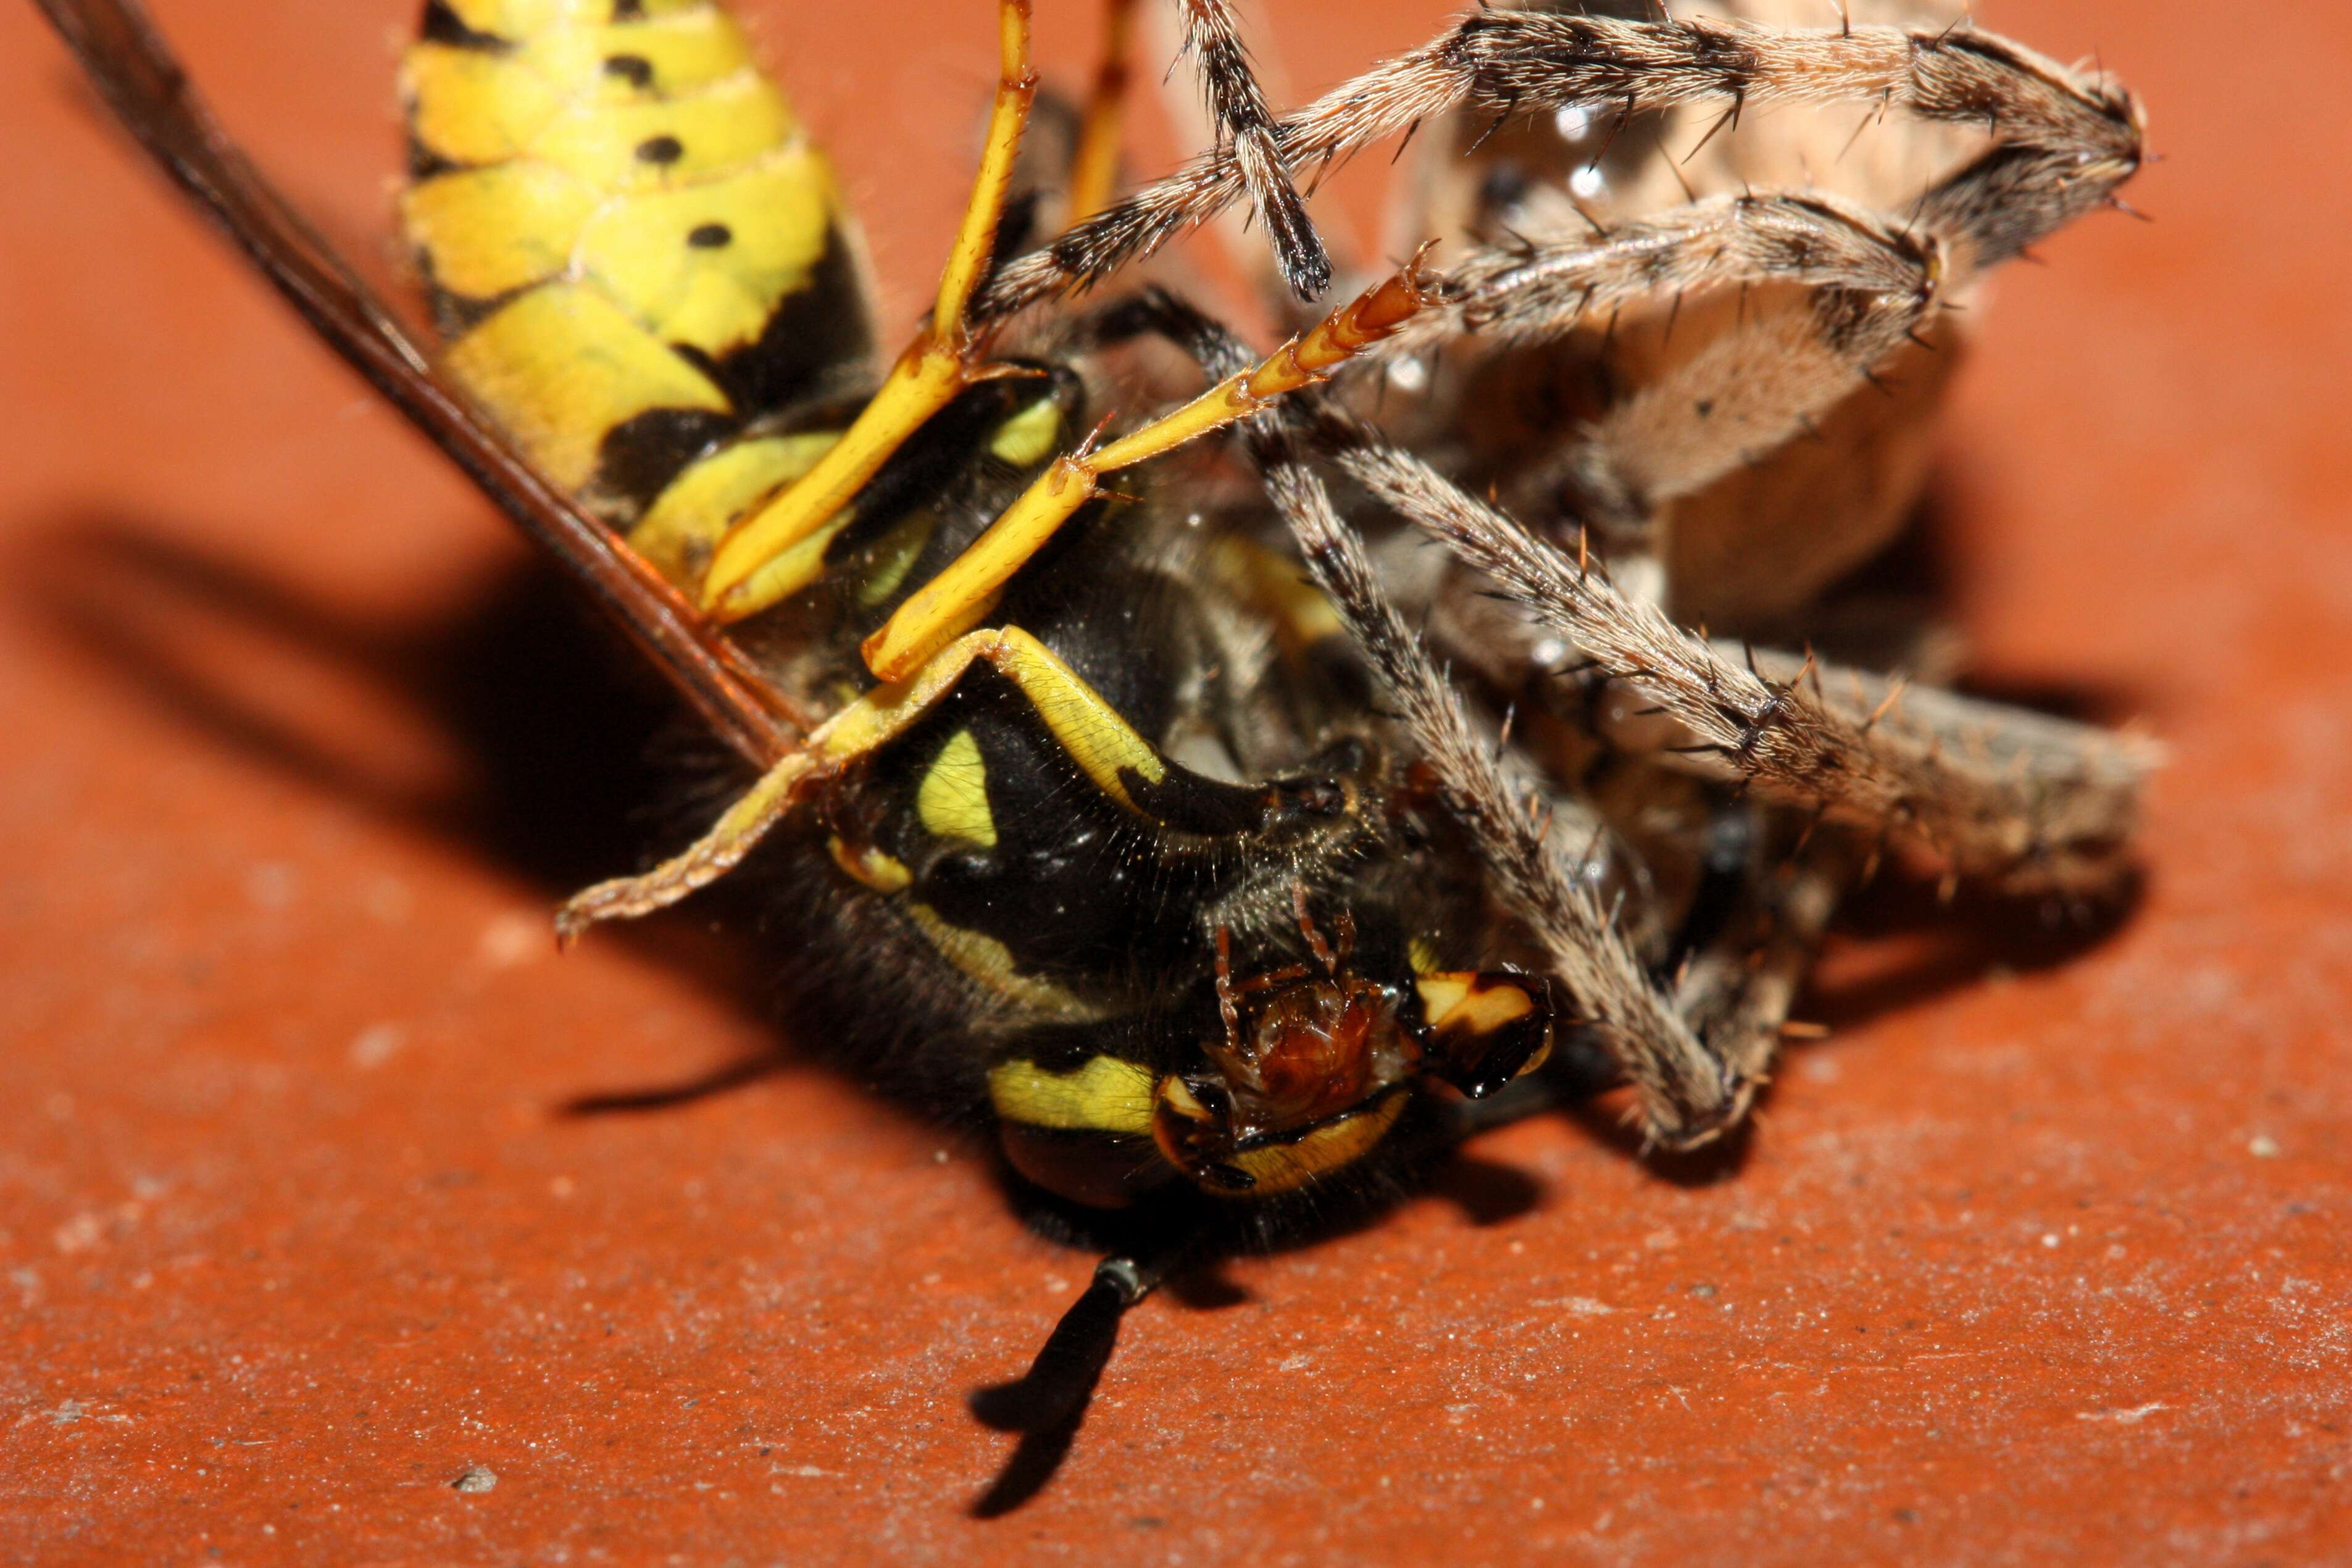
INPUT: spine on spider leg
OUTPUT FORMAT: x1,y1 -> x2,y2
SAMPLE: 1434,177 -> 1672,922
398,0 -> 874,590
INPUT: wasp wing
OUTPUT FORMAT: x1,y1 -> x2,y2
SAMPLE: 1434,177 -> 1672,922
33,0 -> 802,769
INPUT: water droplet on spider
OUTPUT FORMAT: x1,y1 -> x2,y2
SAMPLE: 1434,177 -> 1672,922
1569,165 -> 1607,201
1553,104 -> 1593,142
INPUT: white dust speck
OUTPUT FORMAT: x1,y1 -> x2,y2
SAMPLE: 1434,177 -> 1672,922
245,862 -> 299,911
52,1213 -> 104,1254
476,912 -> 546,969
348,1023 -> 407,1070
2078,1403 -> 2167,1425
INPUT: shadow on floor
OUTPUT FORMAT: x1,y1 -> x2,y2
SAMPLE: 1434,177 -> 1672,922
8,490 -> 2155,1512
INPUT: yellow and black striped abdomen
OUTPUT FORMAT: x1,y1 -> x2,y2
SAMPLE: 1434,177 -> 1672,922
400,0 -> 871,578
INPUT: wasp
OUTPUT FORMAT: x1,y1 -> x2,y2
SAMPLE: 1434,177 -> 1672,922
38,0 -> 2154,1503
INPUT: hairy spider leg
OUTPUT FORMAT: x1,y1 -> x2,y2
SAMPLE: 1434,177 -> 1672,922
977,10 -> 2140,323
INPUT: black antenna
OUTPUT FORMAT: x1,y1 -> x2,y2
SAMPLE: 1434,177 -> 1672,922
968,1253 -> 1167,1517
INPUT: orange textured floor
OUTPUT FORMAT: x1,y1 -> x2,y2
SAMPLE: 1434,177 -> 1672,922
5,2 -> 2350,1563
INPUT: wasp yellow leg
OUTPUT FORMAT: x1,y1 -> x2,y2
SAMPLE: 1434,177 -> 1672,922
860,261 -> 1439,681
700,0 -> 1038,623
555,749 -> 819,943
556,624 -> 1173,940
1066,0 -> 1136,226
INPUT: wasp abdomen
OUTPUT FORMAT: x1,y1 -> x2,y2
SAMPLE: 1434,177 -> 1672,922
400,0 -> 870,546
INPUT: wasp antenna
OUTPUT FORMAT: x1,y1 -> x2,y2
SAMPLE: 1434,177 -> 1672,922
969,1252 -> 1166,1516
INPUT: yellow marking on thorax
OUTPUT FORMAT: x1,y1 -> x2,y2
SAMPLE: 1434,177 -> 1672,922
706,382 -> 1069,614
703,342 -> 962,619
988,1056 -> 1156,1135
853,511 -> 941,609
556,622 -> 1182,941
903,903 -> 1100,1019
715,509 -> 862,618
841,399 -> 1051,609
988,396 -> 1063,467
915,729 -> 998,848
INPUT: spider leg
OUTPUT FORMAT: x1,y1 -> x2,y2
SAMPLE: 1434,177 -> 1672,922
1670,833 -> 1861,1094
1063,0 -> 1331,298
1300,406 -> 2155,899
1732,647 -> 2155,899
976,8 -> 2140,322
1172,0 -> 1330,301
1245,406 -> 1745,1151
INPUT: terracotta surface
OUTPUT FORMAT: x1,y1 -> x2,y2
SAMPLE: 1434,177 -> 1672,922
6,2 -> 2350,1562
